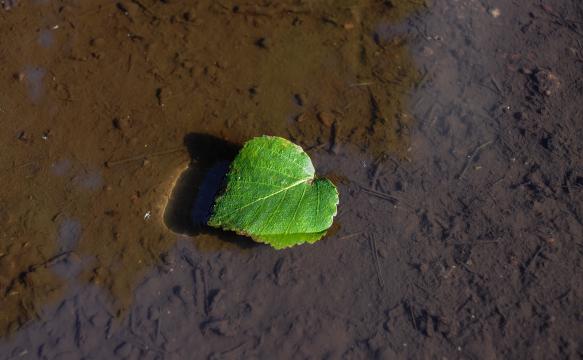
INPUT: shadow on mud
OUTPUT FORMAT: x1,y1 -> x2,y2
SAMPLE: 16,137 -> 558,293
163,133 -> 258,250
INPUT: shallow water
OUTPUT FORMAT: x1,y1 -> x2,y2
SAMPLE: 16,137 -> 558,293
1,0 -> 582,359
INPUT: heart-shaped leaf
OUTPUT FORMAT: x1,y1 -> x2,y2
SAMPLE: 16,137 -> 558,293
208,136 -> 339,249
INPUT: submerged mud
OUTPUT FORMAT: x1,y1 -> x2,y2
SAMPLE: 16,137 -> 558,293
3,0 -> 582,358
0,0 -> 421,337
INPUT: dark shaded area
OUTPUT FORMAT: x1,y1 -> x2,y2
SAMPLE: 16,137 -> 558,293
163,133 -> 257,248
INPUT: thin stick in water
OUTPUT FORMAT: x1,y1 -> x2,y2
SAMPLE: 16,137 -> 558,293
369,233 -> 384,289
105,147 -> 186,167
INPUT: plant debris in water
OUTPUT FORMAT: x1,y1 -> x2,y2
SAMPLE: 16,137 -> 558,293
0,0 -> 422,336
208,136 -> 339,249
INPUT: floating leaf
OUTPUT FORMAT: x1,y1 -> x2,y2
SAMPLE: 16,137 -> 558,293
208,136 -> 339,249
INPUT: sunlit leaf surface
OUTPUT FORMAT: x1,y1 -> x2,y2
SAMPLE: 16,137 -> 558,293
208,136 -> 339,249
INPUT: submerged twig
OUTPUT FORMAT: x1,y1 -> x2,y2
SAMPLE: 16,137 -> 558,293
336,232 -> 362,241
349,82 -> 375,87
74,310 -> 82,348
360,186 -> 399,204
490,76 -> 503,95
192,266 -> 209,316
368,233 -> 384,289
220,342 -> 247,357
407,301 -> 417,331
452,239 -> 501,246
155,316 -> 161,342
306,143 -> 327,152
43,251 -> 72,267
231,4 -> 309,17
524,244 -> 545,272
26,251 -> 73,271
370,159 -> 384,190
329,122 -> 340,154
105,147 -> 186,167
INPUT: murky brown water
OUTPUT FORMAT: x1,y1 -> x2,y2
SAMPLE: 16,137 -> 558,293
1,0 -> 420,338
2,0 -> 583,359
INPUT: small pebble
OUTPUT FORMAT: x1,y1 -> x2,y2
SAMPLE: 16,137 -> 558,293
294,93 -> 305,106
13,72 -> 25,82
112,117 -> 128,130
296,113 -> 307,123
17,131 -> 29,142
317,111 -> 335,128
183,9 -> 196,21
156,87 -> 171,106
90,38 -> 105,47
421,47 -> 434,57
489,8 -> 501,18
255,37 -> 270,49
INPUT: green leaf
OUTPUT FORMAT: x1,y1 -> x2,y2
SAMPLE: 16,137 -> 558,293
208,136 -> 339,249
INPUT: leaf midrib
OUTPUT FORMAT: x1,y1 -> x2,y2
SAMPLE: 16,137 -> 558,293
215,175 -> 312,221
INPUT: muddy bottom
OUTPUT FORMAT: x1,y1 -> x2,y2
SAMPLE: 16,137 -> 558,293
1,0 -> 583,359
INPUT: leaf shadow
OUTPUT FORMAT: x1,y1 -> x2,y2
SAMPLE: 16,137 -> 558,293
163,133 -> 259,251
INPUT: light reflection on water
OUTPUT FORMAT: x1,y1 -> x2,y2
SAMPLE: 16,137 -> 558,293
37,28 -> 54,49
23,66 -> 45,103
74,170 -> 104,191
50,159 -> 72,177
57,218 -> 81,253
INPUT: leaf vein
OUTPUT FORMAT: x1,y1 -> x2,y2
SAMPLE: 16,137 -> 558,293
285,186 -> 306,234
257,189 -> 288,235
214,178 -> 308,221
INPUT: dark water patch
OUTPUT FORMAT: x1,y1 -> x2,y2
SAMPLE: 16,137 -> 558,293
0,283 -> 115,358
